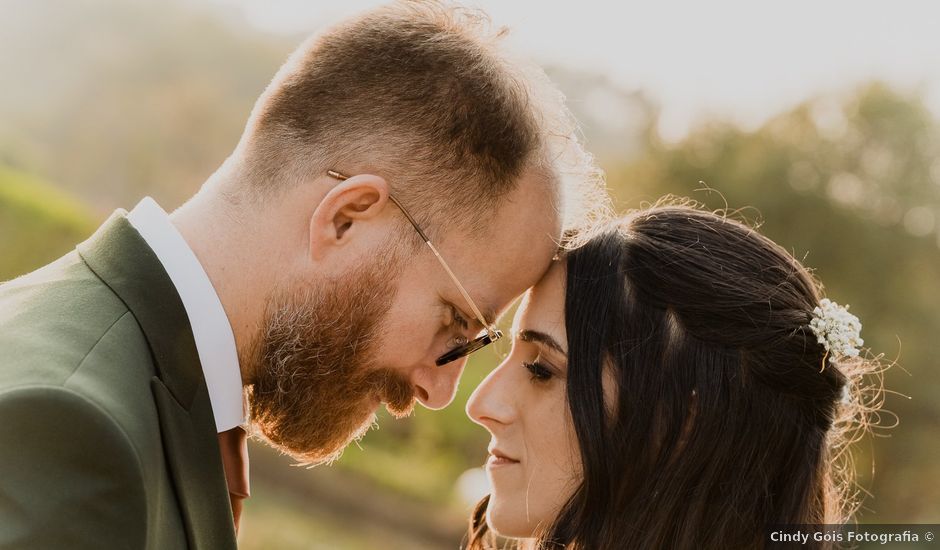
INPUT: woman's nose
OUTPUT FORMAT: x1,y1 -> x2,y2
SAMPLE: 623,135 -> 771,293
466,359 -> 515,428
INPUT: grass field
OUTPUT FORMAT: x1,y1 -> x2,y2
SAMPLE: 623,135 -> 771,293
0,166 -> 96,281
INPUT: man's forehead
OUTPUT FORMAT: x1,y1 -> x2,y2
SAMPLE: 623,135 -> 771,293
453,255 -> 544,326
437,174 -> 561,324
448,248 -> 554,328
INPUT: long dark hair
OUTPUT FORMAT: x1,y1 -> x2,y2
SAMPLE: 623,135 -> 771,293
467,203 -> 882,550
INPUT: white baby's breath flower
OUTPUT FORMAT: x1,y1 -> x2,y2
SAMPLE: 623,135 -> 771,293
809,298 -> 864,364
840,382 -> 853,406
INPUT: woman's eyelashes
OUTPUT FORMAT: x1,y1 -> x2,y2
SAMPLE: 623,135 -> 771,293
523,359 -> 554,382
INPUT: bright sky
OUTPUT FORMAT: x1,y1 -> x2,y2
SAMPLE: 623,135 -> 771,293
215,0 -> 940,140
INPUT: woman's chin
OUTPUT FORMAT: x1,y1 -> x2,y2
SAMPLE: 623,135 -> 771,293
485,498 -> 536,540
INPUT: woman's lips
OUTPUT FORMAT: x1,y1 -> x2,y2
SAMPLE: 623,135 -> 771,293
486,448 -> 521,468
487,455 -> 520,467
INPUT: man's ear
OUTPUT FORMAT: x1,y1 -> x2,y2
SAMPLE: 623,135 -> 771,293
308,173 -> 391,260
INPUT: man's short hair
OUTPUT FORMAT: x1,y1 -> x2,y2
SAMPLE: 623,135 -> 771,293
237,1 -> 607,235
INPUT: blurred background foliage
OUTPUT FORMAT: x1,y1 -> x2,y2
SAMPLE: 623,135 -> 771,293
1,1 -> 937,548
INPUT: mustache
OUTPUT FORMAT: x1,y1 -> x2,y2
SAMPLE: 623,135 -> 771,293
358,367 -> 416,417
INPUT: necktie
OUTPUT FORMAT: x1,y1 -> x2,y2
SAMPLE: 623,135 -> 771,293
217,426 -> 250,533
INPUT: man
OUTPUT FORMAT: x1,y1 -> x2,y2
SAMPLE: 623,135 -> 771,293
0,2 -> 605,548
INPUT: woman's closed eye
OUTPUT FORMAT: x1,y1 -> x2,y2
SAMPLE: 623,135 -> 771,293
523,360 -> 554,382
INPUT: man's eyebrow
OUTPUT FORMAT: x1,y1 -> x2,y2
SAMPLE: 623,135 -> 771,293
518,329 -> 567,356
461,301 -> 498,328
451,301 -> 497,330
481,304 -> 499,327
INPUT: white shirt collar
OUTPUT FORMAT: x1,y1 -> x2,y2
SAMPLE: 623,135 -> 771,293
127,197 -> 246,432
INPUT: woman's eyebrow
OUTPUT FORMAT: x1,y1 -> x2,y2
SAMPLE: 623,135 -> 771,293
518,329 -> 567,356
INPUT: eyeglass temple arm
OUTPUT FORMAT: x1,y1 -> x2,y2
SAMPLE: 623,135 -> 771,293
326,169 -> 494,333
422,240 -> 492,332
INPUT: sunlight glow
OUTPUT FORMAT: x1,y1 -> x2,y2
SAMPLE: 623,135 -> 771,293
212,0 -> 940,140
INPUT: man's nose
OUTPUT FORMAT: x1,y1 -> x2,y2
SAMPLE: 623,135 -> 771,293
410,358 -> 466,410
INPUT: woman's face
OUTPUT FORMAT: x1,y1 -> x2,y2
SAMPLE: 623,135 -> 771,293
466,261 -> 580,538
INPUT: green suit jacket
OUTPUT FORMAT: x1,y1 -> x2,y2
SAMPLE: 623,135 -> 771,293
0,211 -> 238,549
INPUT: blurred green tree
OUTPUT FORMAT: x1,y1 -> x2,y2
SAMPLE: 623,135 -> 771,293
0,166 -> 96,281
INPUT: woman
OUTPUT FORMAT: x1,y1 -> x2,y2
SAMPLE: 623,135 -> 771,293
465,203 -> 879,550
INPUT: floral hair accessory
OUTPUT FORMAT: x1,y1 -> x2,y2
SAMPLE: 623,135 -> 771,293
840,382 -> 853,406
809,298 -> 864,364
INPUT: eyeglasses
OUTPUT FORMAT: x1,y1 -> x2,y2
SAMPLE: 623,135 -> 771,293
326,170 -> 503,366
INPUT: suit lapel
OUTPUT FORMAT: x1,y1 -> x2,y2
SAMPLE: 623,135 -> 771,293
151,380 -> 239,549
78,211 -> 237,550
